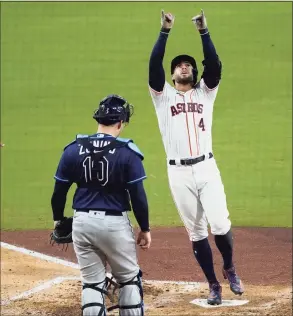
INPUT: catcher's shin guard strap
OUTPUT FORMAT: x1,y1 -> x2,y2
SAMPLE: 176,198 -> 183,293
119,303 -> 144,310
82,303 -> 105,316
83,283 -> 108,295
82,281 -> 107,316
107,303 -> 143,312
120,272 -> 143,300
118,272 -> 144,316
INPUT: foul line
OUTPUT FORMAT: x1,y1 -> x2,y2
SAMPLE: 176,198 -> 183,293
1,276 -> 80,306
1,241 -> 201,286
1,242 -> 79,269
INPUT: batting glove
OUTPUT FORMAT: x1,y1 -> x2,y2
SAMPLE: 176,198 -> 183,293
192,9 -> 208,31
161,10 -> 175,30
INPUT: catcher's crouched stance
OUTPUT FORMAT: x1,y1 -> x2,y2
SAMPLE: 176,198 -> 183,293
50,94 -> 151,316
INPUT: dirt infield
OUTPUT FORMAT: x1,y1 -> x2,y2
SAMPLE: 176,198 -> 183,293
1,227 -> 292,315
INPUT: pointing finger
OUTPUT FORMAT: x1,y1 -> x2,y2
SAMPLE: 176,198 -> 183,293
161,9 -> 165,18
201,9 -> 204,16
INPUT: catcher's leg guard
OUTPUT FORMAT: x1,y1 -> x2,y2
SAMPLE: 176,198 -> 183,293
82,280 -> 107,316
118,270 -> 144,316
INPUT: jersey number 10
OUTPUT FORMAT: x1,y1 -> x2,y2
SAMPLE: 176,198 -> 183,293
82,156 -> 109,186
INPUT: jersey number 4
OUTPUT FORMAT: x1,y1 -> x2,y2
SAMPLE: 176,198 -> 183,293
199,118 -> 205,131
82,156 -> 109,186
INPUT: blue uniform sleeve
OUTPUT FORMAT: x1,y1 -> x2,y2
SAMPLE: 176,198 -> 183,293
125,152 -> 147,185
200,29 -> 222,89
128,181 -> 150,232
149,28 -> 170,92
54,148 -> 74,183
51,181 -> 72,221
51,146 -> 74,221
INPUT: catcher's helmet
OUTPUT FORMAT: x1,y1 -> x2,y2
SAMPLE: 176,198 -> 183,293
171,54 -> 198,84
93,94 -> 134,126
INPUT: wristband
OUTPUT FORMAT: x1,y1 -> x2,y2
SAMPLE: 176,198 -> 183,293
199,28 -> 209,35
142,228 -> 151,233
160,27 -> 171,34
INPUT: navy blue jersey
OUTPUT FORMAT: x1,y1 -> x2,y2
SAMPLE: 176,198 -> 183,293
54,133 -> 146,212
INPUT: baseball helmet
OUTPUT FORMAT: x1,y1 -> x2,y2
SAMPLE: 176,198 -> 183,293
93,94 -> 134,126
171,54 -> 198,84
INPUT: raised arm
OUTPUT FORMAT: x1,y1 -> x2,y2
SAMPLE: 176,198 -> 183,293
192,10 -> 222,89
149,10 -> 175,92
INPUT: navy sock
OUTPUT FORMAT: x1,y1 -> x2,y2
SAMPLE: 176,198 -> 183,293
192,238 -> 218,284
214,229 -> 234,270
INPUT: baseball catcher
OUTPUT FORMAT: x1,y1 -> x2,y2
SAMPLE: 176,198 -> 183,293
50,94 -> 151,316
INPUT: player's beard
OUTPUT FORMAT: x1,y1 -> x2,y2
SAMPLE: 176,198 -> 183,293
175,74 -> 193,85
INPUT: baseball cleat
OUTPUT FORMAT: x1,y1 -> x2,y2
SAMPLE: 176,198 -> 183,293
222,267 -> 244,295
207,282 -> 222,305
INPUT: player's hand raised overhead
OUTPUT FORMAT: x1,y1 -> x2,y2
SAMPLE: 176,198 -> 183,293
192,9 -> 207,31
161,10 -> 175,29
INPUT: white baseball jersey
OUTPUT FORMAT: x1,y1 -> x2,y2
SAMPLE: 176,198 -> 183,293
149,78 -> 219,159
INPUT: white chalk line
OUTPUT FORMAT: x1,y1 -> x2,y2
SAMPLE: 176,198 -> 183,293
1,242 -> 79,269
1,241 -> 202,307
1,276 -> 80,306
1,241 -> 201,286
145,280 -> 201,286
1,241 -> 254,310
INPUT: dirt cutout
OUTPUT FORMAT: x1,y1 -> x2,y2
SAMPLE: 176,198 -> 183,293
1,227 -> 292,315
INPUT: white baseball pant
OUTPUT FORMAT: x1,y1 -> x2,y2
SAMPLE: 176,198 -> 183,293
167,156 -> 231,242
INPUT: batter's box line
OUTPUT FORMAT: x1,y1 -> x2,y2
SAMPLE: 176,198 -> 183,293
1,276 -> 80,306
1,241 -> 204,286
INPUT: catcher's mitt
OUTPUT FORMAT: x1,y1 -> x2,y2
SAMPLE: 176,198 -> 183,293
50,217 -> 73,245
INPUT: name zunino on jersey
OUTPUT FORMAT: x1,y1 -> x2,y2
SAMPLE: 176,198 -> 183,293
171,102 -> 203,117
79,140 -> 115,155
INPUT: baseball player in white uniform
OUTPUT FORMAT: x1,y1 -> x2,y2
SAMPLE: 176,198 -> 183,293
148,9 -> 244,305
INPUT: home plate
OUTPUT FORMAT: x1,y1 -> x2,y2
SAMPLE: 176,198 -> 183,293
190,299 -> 249,308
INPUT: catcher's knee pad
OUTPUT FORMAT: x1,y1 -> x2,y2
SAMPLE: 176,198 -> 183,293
82,280 -> 107,316
118,270 -> 144,316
